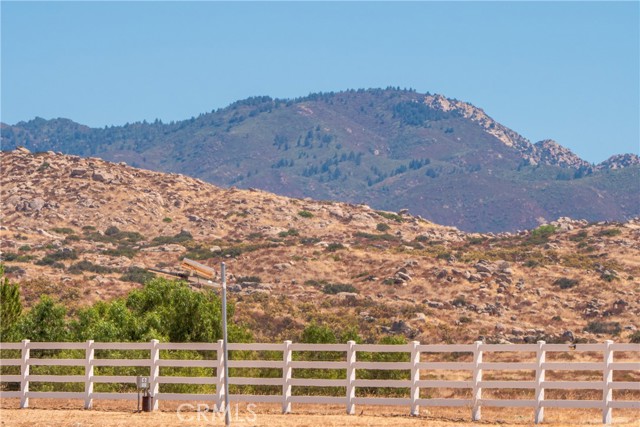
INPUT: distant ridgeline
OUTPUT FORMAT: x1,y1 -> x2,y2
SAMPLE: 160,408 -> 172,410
2,88 -> 638,232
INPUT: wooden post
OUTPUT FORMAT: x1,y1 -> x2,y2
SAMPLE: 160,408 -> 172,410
20,339 -> 29,408
472,341 -> 483,421
150,339 -> 160,410
535,340 -> 546,424
84,340 -> 94,409
602,340 -> 613,424
215,339 -> 225,412
346,340 -> 356,415
282,340 -> 292,414
410,341 -> 420,416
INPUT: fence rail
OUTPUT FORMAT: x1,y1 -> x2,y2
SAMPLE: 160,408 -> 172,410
0,340 -> 638,424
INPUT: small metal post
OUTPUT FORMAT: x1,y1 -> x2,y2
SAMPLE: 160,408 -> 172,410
221,262 -> 230,427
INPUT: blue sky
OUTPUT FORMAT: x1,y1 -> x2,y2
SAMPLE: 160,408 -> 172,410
1,1 -> 638,163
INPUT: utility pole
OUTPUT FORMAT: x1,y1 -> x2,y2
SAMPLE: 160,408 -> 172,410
221,262 -> 230,427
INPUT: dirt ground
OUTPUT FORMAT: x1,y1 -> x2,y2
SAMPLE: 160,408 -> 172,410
0,400 -> 638,427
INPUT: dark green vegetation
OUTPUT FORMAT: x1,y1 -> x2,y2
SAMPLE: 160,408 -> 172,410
3,88 -> 637,232
0,268 -> 410,397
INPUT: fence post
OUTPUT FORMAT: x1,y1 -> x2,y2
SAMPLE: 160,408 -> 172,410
282,340 -> 292,414
602,340 -> 613,424
471,340 -> 483,421
535,340 -> 546,424
150,339 -> 160,411
410,341 -> 420,416
215,339 -> 225,412
346,340 -> 356,415
84,340 -> 94,409
20,339 -> 29,409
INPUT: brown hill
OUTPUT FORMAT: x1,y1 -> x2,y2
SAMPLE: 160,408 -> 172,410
1,149 -> 638,344
2,88 -> 638,233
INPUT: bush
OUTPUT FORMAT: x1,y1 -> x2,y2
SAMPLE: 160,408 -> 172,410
376,223 -> 390,232
585,321 -> 621,336
51,227 -> 74,235
162,217 -> 173,223
68,260 -> 115,275
554,277 -> 579,289
326,243 -> 345,252
298,210 -> 314,218
150,230 -> 193,246
120,267 -> 156,284
322,283 -> 358,294
35,249 -> 78,265
597,228 -> 622,237
375,211 -> 403,223
103,246 -> 138,259
527,225 -> 556,245
278,229 -> 299,238
629,331 -> 640,344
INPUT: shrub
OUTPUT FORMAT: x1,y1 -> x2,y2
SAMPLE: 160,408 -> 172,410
375,211 -> 403,223
278,229 -> 299,238
103,246 -> 138,259
18,245 -> 31,252
376,223 -> 390,232
150,230 -> 193,246
554,277 -> 579,289
51,227 -> 74,235
597,228 -> 622,237
585,321 -> 621,336
326,243 -> 345,252
35,249 -> 78,265
630,331 -> 640,344
527,225 -> 556,245
68,260 -> 115,275
298,210 -> 314,218
354,232 -> 398,242
120,267 -> 156,284
236,276 -> 261,284
322,283 -> 358,294
162,217 -> 173,223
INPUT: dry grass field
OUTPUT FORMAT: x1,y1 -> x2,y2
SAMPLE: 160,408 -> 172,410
1,401 -> 639,427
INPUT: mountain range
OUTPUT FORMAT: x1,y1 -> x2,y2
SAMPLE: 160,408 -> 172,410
2,88 -> 638,232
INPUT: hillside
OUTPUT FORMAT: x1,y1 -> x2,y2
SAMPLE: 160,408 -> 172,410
1,149 -> 638,344
2,88 -> 638,232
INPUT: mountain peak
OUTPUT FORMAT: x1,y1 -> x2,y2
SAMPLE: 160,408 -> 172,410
597,153 -> 640,170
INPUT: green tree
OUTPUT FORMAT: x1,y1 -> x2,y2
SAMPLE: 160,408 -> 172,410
0,265 -> 22,341
17,296 -> 68,342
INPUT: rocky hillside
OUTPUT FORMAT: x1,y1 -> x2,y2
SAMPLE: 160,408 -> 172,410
1,149 -> 638,344
2,88 -> 638,232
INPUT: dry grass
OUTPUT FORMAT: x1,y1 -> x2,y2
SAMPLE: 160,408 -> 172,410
1,401 -> 639,427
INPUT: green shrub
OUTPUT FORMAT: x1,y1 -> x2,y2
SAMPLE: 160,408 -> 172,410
629,331 -> 640,344
278,229 -> 299,238
51,227 -> 74,235
162,217 -> 173,223
150,230 -> 193,246
298,210 -> 314,218
376,223 -> 391,232
375,211 -> 403,223
35,249 -> 78,265
527,225 -> 556,245
322,283 -> 358,294
18,245 -> 31,252
68,260 -> 115,275
103,246 -> 138,259
553,277 -> 579,289
120,267 -> 156,284
354,232 -> 398,241
585,321 -> 621,336
326,243 -> 345,252
597,228 -> 622,237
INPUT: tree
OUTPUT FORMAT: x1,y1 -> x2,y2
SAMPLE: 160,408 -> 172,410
0,265 -> 22,341
17,296 -> 68,342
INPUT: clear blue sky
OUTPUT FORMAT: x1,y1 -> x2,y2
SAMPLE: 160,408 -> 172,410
2,1 -> 638,163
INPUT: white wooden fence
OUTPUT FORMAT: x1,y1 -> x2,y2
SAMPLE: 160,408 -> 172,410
0,340 -> 638,424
